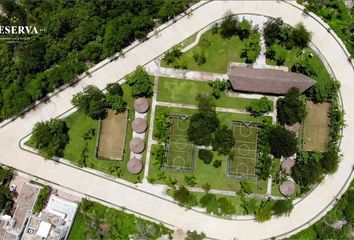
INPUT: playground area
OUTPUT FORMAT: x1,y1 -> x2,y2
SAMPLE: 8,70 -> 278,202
163,115 -> 195,172
96,109 -> 128,160
228,122 -> 258,179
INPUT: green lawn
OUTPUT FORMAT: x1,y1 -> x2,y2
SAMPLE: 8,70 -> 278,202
161,30 -> 252,73
68,199 -> 171,239
157,77 -> 264,110
266,46 -> 332,86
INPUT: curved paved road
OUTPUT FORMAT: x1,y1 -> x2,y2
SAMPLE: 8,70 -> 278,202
1,1 -> 353,239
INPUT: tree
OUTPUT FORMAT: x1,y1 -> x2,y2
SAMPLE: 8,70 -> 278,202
263,18 -> 287,46
184,175 -> 197,187
220,11 -> 238,38
241,30 -> 261,63
208,79 -> 230,99
266,44 -> 287,66
105,93 -> 126,112
187,95 -> 220,145
126,66 -> 153,98
199,193 -> 220,215
198,149 -> 213,164
106,82 -> 123,96
268,126 -> 297,158
186,230 -> 206,240
31,119 -> 69,159
154,112 -> 170,143
202,182 -> 211,193
212,125 -> 234,155
72,85 -> 106,119
213,159 -> 222,168
246,97 -> 273,116
277,88 -> 307,125
291,23 -> 311,49
291,59 -> 317,77
292,156 -> 324,192
255,200 -> 273,222
237,18 -> 252,40
192,48 -> 206,65
272,199 -> 293,216
173,186 -> 197,208
164,46 -> 182,65
0,186 -> 12,213
218,197 -> 236,215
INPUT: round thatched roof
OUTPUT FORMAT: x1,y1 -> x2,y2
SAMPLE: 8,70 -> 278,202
279,180 -> 296,196
127,157 -> 143,174
134,98 -> 149,113
281,158 -> 296,175
284,122 -> 301,133
132,118 -> 147,133
129,137 -> 145,154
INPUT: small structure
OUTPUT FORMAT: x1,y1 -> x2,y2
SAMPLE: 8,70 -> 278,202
279,180 -> 296,196
127,157 -> 143,174
134,98 -> 149,113
284,122 -> 301,134
132,118 -> 147,134
129,137 -> 145,154
227,66 -> 316,95
281,158 -> 296,175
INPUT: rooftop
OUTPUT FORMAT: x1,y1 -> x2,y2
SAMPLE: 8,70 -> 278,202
227,66 -> 316,95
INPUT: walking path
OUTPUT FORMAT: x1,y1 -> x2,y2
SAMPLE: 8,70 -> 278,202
0,1 -> 353,240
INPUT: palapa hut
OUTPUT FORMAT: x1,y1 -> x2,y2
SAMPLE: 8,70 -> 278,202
227,66 -> 316,95
134,98 -> 149,113
281,158 -> 296,175
129,137 -> 145,154
279,180 -> 296,196
127,157 -> 143,174
132,118 -> 147,133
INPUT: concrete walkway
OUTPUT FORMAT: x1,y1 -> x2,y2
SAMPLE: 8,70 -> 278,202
0,2 -> 353,240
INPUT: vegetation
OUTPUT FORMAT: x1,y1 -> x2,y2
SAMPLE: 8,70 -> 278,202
198,149 -> 213,164
212,125 -> 235,155
256,122 -> 273,180
172,186 -> 197,208
31,119 -> 69,159
186,230 -> 206,240
72,85 -> 106,119
268,126 -> 298,158
246,97 -> 273,116
68,199 -> 171,239
208,79 -> 230,99
0,167 -> 13,213
33,185 -> 51,214
154,112 -> 171,143
300,0 -> 354,57
255,200 -> 273,222
272,199 -> 293,217
241,29 -> 261,63
0,0 -> 191,122
288,179 -> 354,240
126,66 -> 153,98
105,83 -> 126,113
277,88 -> 307,125
187,95 -> 220,146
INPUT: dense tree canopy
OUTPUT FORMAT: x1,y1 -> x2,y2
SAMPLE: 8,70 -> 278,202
126,66 -> 153,98
72,85 -> 106,119
31,119 -> 69,159
0,0 -> 191,122
187,95 -> 220,145
212,125 -> 235,155
268,126 -> 297,158
277,88 -> 307,125
246,97 -> 273,116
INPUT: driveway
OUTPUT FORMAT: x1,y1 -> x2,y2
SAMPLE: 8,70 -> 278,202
0,1 -> 353,239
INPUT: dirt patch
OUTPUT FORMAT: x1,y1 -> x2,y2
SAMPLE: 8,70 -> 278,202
97,109 -> 128,160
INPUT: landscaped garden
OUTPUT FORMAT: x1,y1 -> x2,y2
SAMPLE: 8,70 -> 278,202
161,12 -> 261,73
68,199 -> 172,240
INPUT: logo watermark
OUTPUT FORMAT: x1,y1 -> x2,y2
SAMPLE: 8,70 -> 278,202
0,25 -> 45,43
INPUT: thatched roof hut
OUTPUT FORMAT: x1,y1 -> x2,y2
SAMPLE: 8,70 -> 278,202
284,122 -> 301,134
132,118 -> 147,133
127,157 -> 143,174
129,137 -> 145,154
134,98 -> 149,113
281,158 -> 296,175
228,66 -> 315,95
279,180 -> 296,196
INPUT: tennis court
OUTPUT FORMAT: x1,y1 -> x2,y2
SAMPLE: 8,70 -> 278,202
164,115 -> 195,172
228,122 -> 258,179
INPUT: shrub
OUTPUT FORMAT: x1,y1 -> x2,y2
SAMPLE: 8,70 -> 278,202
33,186 -> 51,214
208,79 -> 230,99
246,97 -> 273,116
173,186 -> 197,208
154,112 -> 170,143
255,200 -> 273,222
126,66 -> 153,98
184,175 -> 197,187
186,231 -> 206,240
272,199 -> 293,216
213,159 -> 222,168
106,82 -> 123,96
192,48 -> 206,65
198,149 -> 213,164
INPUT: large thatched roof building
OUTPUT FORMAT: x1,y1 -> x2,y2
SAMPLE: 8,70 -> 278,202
227,66 -> 316,95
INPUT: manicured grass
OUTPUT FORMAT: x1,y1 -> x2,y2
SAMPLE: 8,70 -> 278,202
162,30 -> 252,73
157,77 -> 263,110
149,144 -> 267,193
266,46 -> 332,86
68,199 -> 171,239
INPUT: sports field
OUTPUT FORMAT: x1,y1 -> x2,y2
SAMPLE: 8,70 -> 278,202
97,109 -> 128,160
300,101 -> 330,152
164,115 -> 195,172
228,122 -> 258,179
